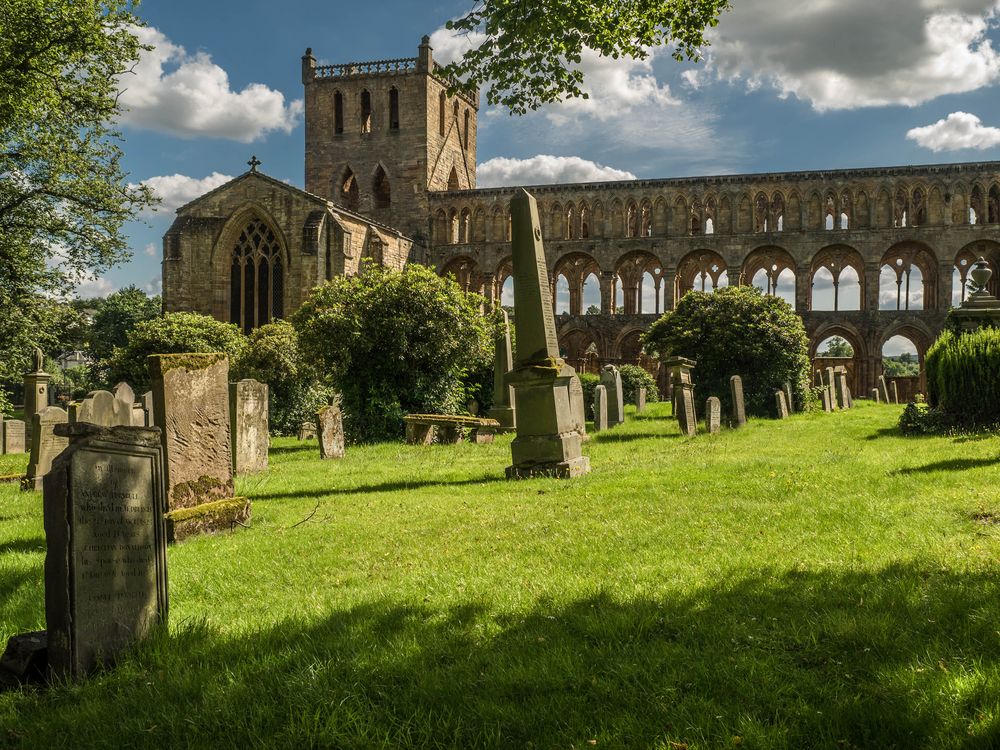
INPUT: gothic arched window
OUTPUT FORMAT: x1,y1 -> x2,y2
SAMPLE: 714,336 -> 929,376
360,89 -> 372,133
334,91 -> 344,134
373,166 -> 390,209
388,87 -> 400,130
341,168 -> 359,210
230,218 -> 284,333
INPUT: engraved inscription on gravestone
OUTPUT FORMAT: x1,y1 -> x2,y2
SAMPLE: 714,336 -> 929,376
44,425 -> 167,679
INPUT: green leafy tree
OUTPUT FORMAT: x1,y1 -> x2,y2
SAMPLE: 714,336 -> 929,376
820,336 -> 853,358
89,286 -> 162,364
107,312 -> 246,391
443,0 -> 731,114
642,286 -> 810,417
293,263 -> 500,442
586,305 -> 601,315
236,320 -> 332,436
0,1 -> 155,403
618,364 -> 660,404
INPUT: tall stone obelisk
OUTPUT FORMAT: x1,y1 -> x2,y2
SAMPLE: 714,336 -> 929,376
505,189 -> 590,479
486,309 -> 516,431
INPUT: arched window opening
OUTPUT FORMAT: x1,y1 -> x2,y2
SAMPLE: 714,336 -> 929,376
389,87 -> 400,130
613,274 -> 625,314
840,212 -> 849,230
463,110 -> 470,150
566,206 -> 576,240
705,217 -> 714,235
459,208 -> 472,244
360,89 -> 372,134
771,194 -> 785,233
882,336 -> 920,379
334,91 -> 344,134
340,169 -> 359,211
754,193 -> 768,233
971,186 -> 984,225
230,218 -> 284,334
640,272 -> 657,314
448,167 -> 460,192
448,209 -> 459,244
373,167 -> 390,209
811,267 -> 836,311
438,91 -> 446,136
555,275 -> 570,315
880,258 -> 926,311
912,189 -> 927,226
640,203 -> 652,237
434,209 -> 448,244
583,273 -> 601,314
839,266 -> 861,310
501,276 -> 514,307
990,185 -> 1000,223
580,206 -> 590,239
894,189 -> 909,228
824,194 -> 836,231
818,336 -> 854,359
704,198 -> 716,235
625,203 -> 639,238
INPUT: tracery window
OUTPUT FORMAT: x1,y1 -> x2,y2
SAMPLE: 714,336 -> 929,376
230,219 -> 284,333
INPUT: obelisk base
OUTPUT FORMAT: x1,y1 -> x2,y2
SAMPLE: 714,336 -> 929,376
487,405 -> 516,432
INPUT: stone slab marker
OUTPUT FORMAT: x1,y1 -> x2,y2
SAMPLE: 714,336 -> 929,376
729,375 -> 747,428
69,390 -> 132,428
487,309 -> 516,431
317,401 -> 345,459
149,353 -> 249,542
23,348 -> 51,441
825,367 -> 838,410
784,382 -> 795,413
24,406 -> 69,491
871,388 -> 880,402
229,379 -> 269,474
878,375 -> 891,404
43,424 -> 168,679
821,387 -> 833,413
835,370 -> 850,410
600,365 -> 625,426
568,374 -> 588,441
142,391 -> 155,427
504,189 -> 589,479
706,397 -> 721,435
665,357 -> 697,431
635,387 -> 647,413
891,381 -> 900,404
677,384 -> 697,437
3,420 -> 26,454
593,385 -> 608,432
775,391 -> 789,419
298,422 -> 317,440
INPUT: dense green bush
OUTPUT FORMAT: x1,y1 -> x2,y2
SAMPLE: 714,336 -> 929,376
107,312 -> 246,391
88,286 -> 161,364
293,263 -> 501,442
924,328 -> 1000,429
578,373 -> 600,419
642,286 -> 810,417
236,320 -> 332,436
619,364 -> 659,404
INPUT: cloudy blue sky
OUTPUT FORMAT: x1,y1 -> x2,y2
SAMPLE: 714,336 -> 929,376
97,0 -> 1000,322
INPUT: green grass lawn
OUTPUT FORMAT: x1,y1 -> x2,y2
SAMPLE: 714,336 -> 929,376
1,403 -> 999,749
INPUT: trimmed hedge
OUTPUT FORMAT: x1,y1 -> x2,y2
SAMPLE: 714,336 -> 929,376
925,328 -> 1000,428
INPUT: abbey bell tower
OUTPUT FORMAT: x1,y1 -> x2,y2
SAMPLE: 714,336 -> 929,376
302,36 -> 478,245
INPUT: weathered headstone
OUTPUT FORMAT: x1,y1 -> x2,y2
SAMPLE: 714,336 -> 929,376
24,406 -> 69,491
113,382 -> 136,410
665,357 -> 697,431
298,422 -> 317,440
568,374 -> 588,441
142,391 -> 155,427
69,390 -> 132,428
822,387 -> 833,413
878,375 -> 891,404
23,348 -> 51,441
706,397 -> 721,435
592,385 -> 608,432
891,381 -> 900,404
229,379 -> 269,474
3,420 -> 26,454
635,387 -> 647,413
784,382 -> 795,413
43,424 -> 168,679
600,365 -> 625,426
677,384 -> 697,437
730,375 -> 747,428
835,370 -> 850,410
775,390 -> 789,419
487,309 -> 516,431
504,189 -> 589,479
825,367 -> 838,411
317,402 -> 345,459
149,353 -> 249,542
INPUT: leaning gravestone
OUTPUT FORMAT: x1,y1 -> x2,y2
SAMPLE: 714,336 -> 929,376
635,387 -> 647,414
784,382 -> 795,414
678,384 -> 697,437
568,374 -> 588,441
43,424 -> 168,679
878,375 -> 891,404
3,420 -> 26,454
229,379 -> 269,474
891,381 -> 900,404
825,367 -> 838,410
706,397 -> 721,435
730,375 -> 747,428
504,189 -> 589,479
487,309 -> 516,431
593,385 -> 608,432
600,365 -> 625,427
317,402 -> 345,459
24,406 -> 69,491
775,391 -> 789,419
871,388 -> 880,402
149,353 -> 249,542
822,387 -> 833,413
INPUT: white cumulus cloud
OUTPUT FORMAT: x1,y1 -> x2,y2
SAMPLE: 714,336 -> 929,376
119,26 -> 303,142
76,276 -> 115,299
702,0 -> 1000,110
907,111 -> 1000,151
145,276 -> 163,296
477,155 -> 636,188
143,242 -> 158,257
137,172 -> 234,215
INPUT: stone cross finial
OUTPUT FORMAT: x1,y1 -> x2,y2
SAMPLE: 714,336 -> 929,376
248,155 -> 262,173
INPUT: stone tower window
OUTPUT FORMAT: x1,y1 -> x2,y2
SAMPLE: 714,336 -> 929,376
439,91 -> 446,136
334,91 -> 344,135
448,167 -> 460,191
389,87 -> 400,130
373,166 -> 391,209
341,168 -> 360,210
360,89 -> 372,133
230,218 -> 284,334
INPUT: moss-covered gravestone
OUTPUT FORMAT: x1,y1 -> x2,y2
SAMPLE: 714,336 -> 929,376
729,375 -> 747,428
230,379 -> 269,474
775,390 -> 790,419
600,365 -> 625,426
148,353 -> 250,542
317,402 -> 345,459
505,189 -> 589,479
487,309 -> 516,431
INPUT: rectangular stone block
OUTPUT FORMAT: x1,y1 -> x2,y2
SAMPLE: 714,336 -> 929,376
593,385 -> 608,432
317,402 -> 345,458
635,387 -> 647,413
775,391 -> 789,419
3,420 -> 26,454
730,375 -> 746,428
230,379 -> 269,474
706,396 -> 721,435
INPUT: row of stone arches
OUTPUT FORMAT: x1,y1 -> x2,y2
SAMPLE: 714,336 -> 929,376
332,87 -> 399,135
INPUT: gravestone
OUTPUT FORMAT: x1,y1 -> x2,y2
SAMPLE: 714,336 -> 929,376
835,370 -> 850,410
317,402 -> 345,459
3,420 -> 26,454
592,385 -> 608,432
706,397 -> 721,435
635,387 -> 647,413
43,424 -> 168,679
775,391 -> 789,419
298,422 -> 317,440
69,390 -> 132,428
878,375 -> 891,404
229,379 -> 269,474
822,387 -> 833,413
149,353 -> 249,542
600,365 -> 625,426
24,406 -> 69,491
730,375 -> 747,428
504,189 -> 589,479
891,381 -> 900,404
142,391 -> 155,427
871,388 -> 880,402
665,357 -> 697,429
487,309 -> 516,431
23,348 -> 51,441
825,367 -> 838,410
568,374 -> 588,441
677,384 -> 697,437
784,382 -> 795,413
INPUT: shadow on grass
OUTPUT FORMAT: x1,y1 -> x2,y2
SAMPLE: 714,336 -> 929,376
268,443 -> 318,456
0,538 -> 44,555
892,457 -> 1000,475
4,565 -> 999,748
590,431 -> 679,444
250,474 -> 507,502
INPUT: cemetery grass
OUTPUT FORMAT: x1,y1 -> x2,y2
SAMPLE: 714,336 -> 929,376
1,404 -> 1000,749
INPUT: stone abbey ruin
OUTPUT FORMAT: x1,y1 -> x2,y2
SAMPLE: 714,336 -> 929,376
162,37 -> 1000,399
